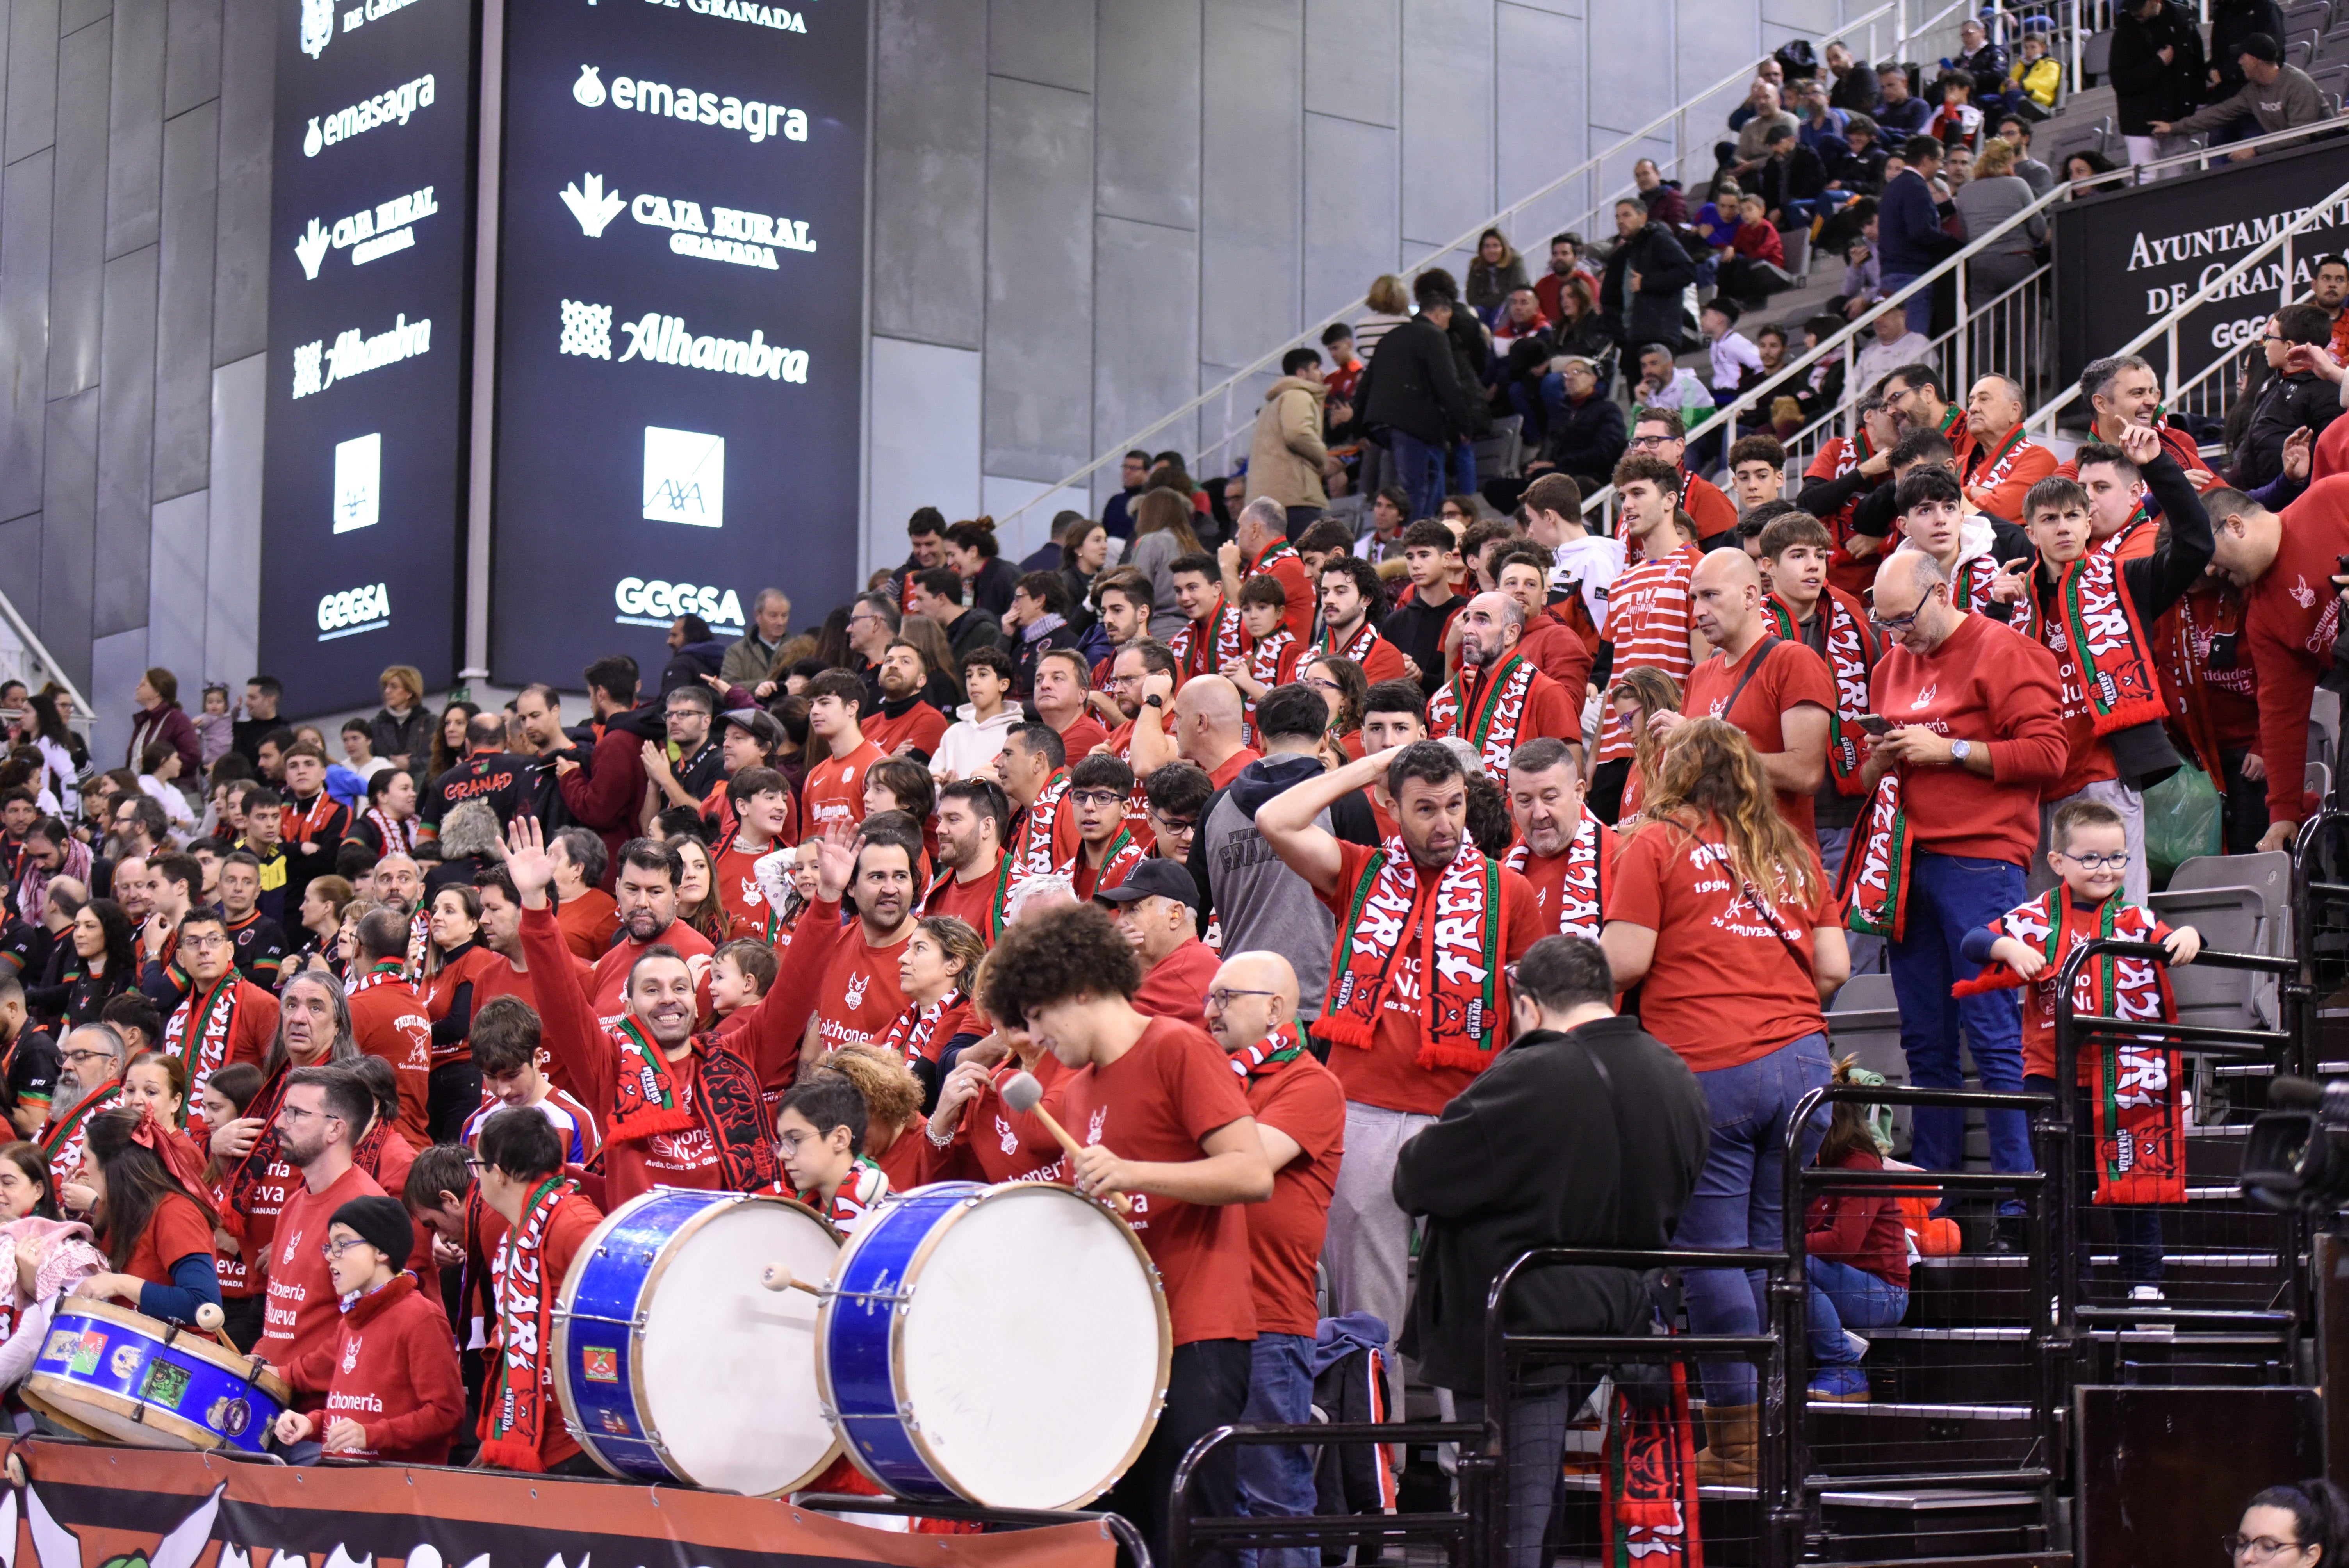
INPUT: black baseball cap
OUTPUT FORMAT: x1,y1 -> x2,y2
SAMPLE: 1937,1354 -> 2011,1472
1092,859 -> 1200,911
718,708 -> 787,750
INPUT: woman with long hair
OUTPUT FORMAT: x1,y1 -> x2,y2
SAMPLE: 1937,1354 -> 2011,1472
198,1063 -> 264,1187
1802,1057 -> 1909,1402
1608,666 -> 1684,826
28,900 -> 135,1026
427,701 -> 480,780
944,518 -> 1021,617
671,836 -> 729,946
123,1049 -> 188,1129
64,1105 -> 222,1322
1465,227 -> 1530,317
1128,487 -> 1208,641
22,690 -> 85,815
880,915 -> 987,1111
819,1044 -> 930,1193
1599,719 -> 1848,1482
1303,655 -> 1369,764
916,952 -> 1072,1185
2230,1480 -> 2349,1568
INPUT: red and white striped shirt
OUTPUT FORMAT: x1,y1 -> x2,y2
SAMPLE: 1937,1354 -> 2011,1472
1598,541 -> 1704,764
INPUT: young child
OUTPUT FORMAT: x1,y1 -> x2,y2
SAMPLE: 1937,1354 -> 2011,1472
1226,576 -> 1299,711
194,686 -> 234,768
1930,73 -> 1982,149
709,936 -> 777,1023
1955,799 -> 2199,1293
460,997 -> 602,1166
1804,1059 -> 1910,1402
272,1196 -> 464,1464
774,1074 -> 888,1231
1717,194 -> 1789,309
2005,32 -> 2059,114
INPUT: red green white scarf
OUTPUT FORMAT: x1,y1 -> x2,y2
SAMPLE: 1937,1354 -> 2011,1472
1948,553 -> 2001,612
1842,772 -> 1914,941
1428,650 -> 1540,776
364,806 -> 417,856
1250,627 -> 1299,681
1952,889 -> 2186,1204
1504,811 -> 1608,940
603,1018 -> 781,1190
1009,770 -> 1071,882
1231,1021 -> 1306,1079
1065,828 -> 1146,895
1600,1361 -> 1702,1568
880,991 -> 961,1068
1320,619 -> 1379,664
1316,837 -> 1503,1073
39,1081 -> 124,1190
480,1174 -> 578,1472
1966,424 -> 2038,492
163,974 -> 245,1105
2006,546 -> 2168,738
1173,599 -> 1247,681
1245,537 -> 1299,582
1770,589 -> 1877,795
607,1017 -> 699,1145
349,957 -> 409,996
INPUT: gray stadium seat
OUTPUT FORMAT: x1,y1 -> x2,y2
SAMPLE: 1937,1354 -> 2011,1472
2148,851 -> 2292,1032
1472,414 -> 1524,483
2285,1 -> 2332,37
2083,30 -> 2113,77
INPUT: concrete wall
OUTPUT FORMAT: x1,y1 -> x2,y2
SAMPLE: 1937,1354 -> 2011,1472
862,0 -> 1902,568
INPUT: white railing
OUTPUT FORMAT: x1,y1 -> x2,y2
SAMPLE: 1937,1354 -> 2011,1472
0,585 -> 95,733
2067,113 -> 2349,192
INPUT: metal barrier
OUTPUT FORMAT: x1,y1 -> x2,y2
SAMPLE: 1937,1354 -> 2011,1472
1165,1420 -> 1488,1568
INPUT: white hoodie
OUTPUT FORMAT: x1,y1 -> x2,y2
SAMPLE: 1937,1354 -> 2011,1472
931,702 -> 1022,781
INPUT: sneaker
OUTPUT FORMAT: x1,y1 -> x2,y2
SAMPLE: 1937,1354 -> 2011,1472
1985,1215 -> 2030,1255
2129,1284 -> 2167,1303
1808,1366 -> 1872,1402
1843,1330 -> 1871,1360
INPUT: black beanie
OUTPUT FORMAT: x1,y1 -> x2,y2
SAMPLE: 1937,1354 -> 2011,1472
2240,32 -> 2281,63
333,1195 -> 413,1267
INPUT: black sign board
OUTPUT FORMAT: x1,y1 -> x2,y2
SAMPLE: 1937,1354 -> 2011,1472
258,0 -> 479,711
2052,138 -> 2349,406
487,0 -> 868,686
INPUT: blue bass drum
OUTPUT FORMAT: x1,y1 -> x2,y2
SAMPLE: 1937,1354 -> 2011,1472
552,1187 -> 841,1494
22,1299 -> 288,1453
817,1181 -> 1170,1508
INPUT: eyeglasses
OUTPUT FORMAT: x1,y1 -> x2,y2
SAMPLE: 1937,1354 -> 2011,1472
59,1049 -> 116,1069
2223,1536 -> 2305,1562
1150,816 -> 1198,834
320,1236 -> 373,1260
1069,789 -> 1125,808
1627,435 -> 1674,450
275,1104 -> 344,1125
1304,677 -> 1343,695
1868,586 -> 1942,632
1204,987 -> 1280,1012
180,934 -> 228,951
664,708 -> 702,720
2058,850 -> 2130,871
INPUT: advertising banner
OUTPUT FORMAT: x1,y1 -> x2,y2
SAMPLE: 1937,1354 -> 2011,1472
257,0 -> 478,711
2052,139 -> 2349,404
487,0 -> 867,686
0,1438 -> 1114,1568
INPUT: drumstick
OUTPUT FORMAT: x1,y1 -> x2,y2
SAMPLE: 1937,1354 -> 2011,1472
759,1264 -> 823,1297
1002,1071 -> 1133,1215
194,1301 -> 233,1349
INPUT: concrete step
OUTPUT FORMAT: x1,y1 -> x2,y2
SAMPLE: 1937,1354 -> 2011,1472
1907,1250 -> 2289,1323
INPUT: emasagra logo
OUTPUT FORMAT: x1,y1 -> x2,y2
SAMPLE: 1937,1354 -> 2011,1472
571,63 -> 806,144
303,73 -> 435,156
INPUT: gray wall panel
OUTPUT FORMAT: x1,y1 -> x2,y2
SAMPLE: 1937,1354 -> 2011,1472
153,98 -> 214,501
61,0 -> 111,41
105,0 -> 162,258
1303,111 -> 1394,322
981,75 -> 1093,482
46,18 -> 109,399
866,336 -> 980,567
989,0 -> 1093,93
0,519 -> 39,622
39,386 -> 98,682
203,353 -> 262,685
1495,5 -> 1585,252
0,150 -> 55,522
162,0 -> 218,117
1093,0 -> 1197,232
4,0 -> 58,165
1399,0 -> 1492,255
1090,212 -> 1197,501
1199,0 -> 1301,369
94,242 -> 156,635
869,0 -> 985,350
145,486 -> 205,680
209,0 -> 267,364
1304,0 -> 1397,125
1589,2 -> 1675,135
89,625 -> 146,762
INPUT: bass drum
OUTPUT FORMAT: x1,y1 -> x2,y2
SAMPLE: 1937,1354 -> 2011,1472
817,1181 -> 1171,1509
553,1188 -> 841,1494
22,1299 -> 288,1453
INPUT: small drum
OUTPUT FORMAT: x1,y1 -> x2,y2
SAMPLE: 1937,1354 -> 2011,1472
818,1180 -> 1171,1509
21,1298 -> 287,1453
553,1187 -> 842,1494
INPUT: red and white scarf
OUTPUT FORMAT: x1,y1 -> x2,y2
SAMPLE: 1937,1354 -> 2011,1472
1245,537 -> 1300,584
1769,590 -> 1877,795
281,791 -> 340,848
1428,651 -> 1540,775
603,1017 -> 781,1189
364,807 -> 417,856
1504,811 -> 1608,939
39,1081 -> 125,1191
879,992 -> 961,1068
1966,426 -> 2039,495
1250,627 -> 1299,683
1009,770 -> 1071,881
349,957 -> 410,998
1172,599 -> 1248,681
479,1174 -> 579,1472
1952,890 -> 2186,1204
1320,619 -> 1380,665
162,973 -> 245,1107
1064,828 -> 1146,895
1842,772 -> 1914,941
2005,547 -> 2167,738
1231,1021 -> 1306,1079
1946,552 -> 2000,612
1316,837 -> 1503,1073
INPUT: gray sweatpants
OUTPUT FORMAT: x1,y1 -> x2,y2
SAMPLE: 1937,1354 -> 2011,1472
1322,1099 -> 1437,1418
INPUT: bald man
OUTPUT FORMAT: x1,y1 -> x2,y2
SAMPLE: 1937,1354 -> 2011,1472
1654,551 -> 1835,836
1428,592 -> 1579,776
1203,949 -> 1344,1560
1174,675 -> 1261,790
1959,374 -> 2056,519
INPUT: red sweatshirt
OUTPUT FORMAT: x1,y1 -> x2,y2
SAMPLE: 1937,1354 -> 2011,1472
294,1273 -> 464,1464
1805,1147 -> 1909,1287
1866,612 -> 2069,865
2245,474 -> 2349,826
255,1162 -> 390,1393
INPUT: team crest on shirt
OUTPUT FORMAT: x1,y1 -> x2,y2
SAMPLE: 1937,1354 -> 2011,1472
740,876 -> 765,908
1087,1107 -> 1107,1145
2293,574 -> 2317,609
1911,682 -> 1937,711
342,1334 -> 362,1373
844,972 -> 868,1010
283,1233 -> 301,1267
996,1115 -> 1017,1155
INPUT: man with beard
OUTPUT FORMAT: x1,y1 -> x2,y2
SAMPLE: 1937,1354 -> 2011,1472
159,909 -> 278,1135
1429,593 -> 1579,775
40,1021 -> 127,1191
254,1065 -> 387,1395
802,818 -> 921,1066
465,865 -> 591,1021
1257,740 -> 1545,1418
861,640 -> 950,761
924,779 -> 1011,938
207,971 -> 362,1349
1308,556 -> 1410,685
510,817 -> 836,1206
996,724 -> 1080,884
585,840 -> 713,1025
371,853 -> 425,916
642,685 -> 727,818
1086,569 -> 1154,697
1503,739 -> 1617,940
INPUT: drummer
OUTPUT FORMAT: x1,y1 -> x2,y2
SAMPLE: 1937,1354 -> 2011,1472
774,1074 -> 889,1231
473,1106 -> 604,1475
58,1105 -> 222,1324
979,903 -> 1274,1568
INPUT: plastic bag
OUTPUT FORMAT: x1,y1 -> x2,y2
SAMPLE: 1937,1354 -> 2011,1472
2144,760 -> 2222,884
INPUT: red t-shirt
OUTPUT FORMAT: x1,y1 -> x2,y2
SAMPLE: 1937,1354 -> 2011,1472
915,1055 -> 1071,1185
1681,636 -> 1836,838
711,837 -> 780,940
1053,713 -> 1111,761
803,739 -> 887,832
1604,816 -> 1837,1073
862,701 -> 949,760
1518,613 -> 1593,699
256,1162 -> 390,1394
348,980 -> 434,1146
303,1273 -> 465,1465
811,927 -> 914,1061
1241,1053 -> 1346,1336
1514,821 -> 1621,936
1130,937 -> 1222,1032
1207,747 -> 1262,791
1054,1017 -> 1259,1345
2246,474 -> 2349,825
123,1190 -> 215,1287
1248,544 -> 1316,645
1312,842 -> 1546,1115
924,852 -> 1005,941
556,888 -> 618,961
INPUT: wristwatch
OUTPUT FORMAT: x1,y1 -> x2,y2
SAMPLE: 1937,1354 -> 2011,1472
1950,739 -> 1973,764
1143,695 -> 1164,710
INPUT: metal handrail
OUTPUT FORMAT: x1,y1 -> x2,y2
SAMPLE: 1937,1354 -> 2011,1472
1164,1420 -> 1485,1568
2066,112 -> 2349,192
990,4 -> 1912,531
2023,168 -> 2349,431
0,585 -> 94,725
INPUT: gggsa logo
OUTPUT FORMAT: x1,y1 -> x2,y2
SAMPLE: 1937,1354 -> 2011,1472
613,577 -> 744,631
317,582 -> 390,640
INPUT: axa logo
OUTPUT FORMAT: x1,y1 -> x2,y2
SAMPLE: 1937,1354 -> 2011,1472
333,432 -> 380,533
644,426 -> 723,527
614,577 -> 745,631
571,63 -> 806,144
318,582 -> 391,640
295,186 -> 438,279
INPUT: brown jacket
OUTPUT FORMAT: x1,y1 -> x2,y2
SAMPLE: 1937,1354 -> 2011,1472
1244,376 -> 1330,508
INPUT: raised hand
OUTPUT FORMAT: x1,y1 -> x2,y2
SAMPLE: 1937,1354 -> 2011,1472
504,815 -> 557,906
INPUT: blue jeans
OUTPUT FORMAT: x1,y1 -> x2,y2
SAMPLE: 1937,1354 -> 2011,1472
1389,431 -> 1447,522
1806,1256 -> 1908,1365
1671,1030 -> 1834,1405
1235,1331 -> 1317,1568
1449,437 -> 1477,495
1878,270 -> 1932,335
1890,852 -> 2034,1182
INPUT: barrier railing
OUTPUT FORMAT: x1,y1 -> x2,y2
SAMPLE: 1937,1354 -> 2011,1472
0,584 -> 94,731
1164,1420 -> 1486,1568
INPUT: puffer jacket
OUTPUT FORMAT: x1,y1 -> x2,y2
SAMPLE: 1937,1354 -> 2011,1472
1245,376 -> 1331,508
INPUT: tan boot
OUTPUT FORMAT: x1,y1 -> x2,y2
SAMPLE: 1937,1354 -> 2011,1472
1695,1402 -> 1758,1486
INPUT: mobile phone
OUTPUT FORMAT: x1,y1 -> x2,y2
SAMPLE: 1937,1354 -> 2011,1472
1854,715 -> 1893,735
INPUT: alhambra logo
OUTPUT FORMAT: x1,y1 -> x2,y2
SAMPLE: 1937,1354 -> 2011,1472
557,299 -> 808,383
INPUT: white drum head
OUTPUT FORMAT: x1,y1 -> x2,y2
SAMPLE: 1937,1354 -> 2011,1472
898,1185 -> 1168,1508
637,1196 -> 841,1494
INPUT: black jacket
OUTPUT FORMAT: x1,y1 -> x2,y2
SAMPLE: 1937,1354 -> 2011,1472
2211,0 -> 2288,95
2237,369 -> 2342,488
1393,1016 -> 1709,1393
1599,223 -> 1697,351
659,639 -> 727,698
939,605 -> 1006,670
968,556 -> 1022,618
1828,58 -> 1881,113
1357,315 -> 1481,447
1538,390 -> 1629,480
2110,1 -> 2206,133
1756,143 -> 1829,214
